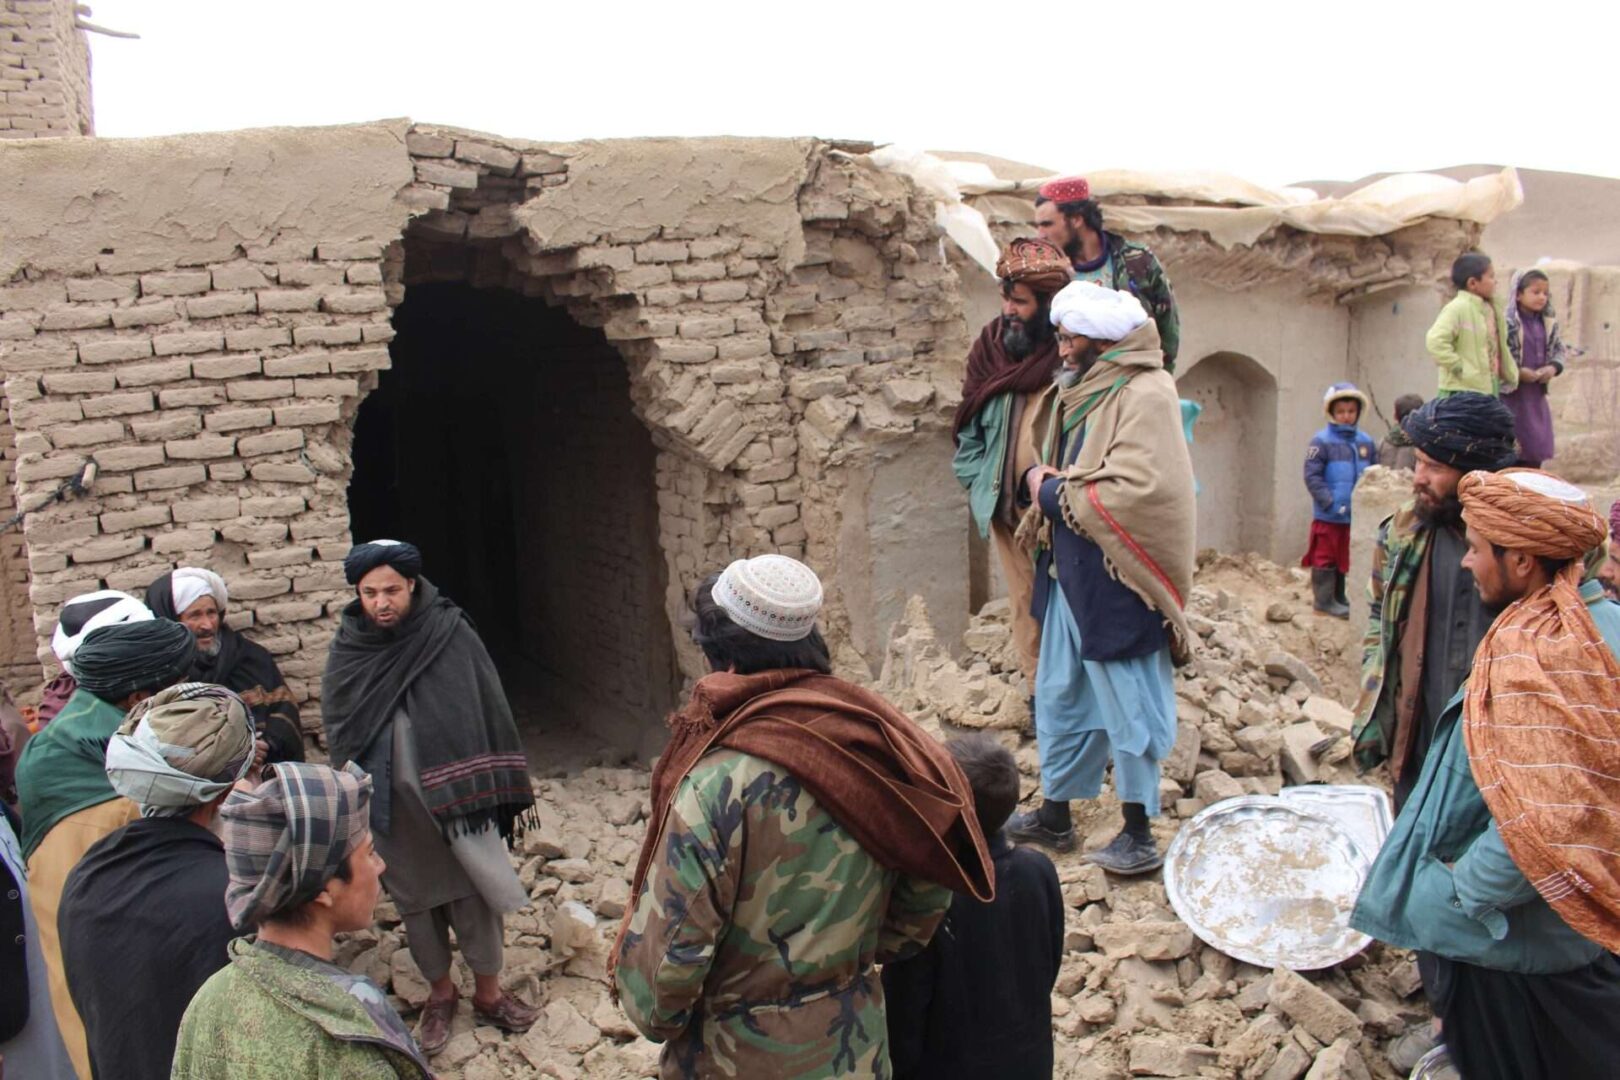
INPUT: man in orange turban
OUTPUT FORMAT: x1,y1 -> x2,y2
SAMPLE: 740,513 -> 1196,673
1352,469 -> 1620,1080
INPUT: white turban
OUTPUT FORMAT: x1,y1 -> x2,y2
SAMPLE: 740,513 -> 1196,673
51,590 -> 154,674
1049,281 -> 1149,342
172,567 -> 228,616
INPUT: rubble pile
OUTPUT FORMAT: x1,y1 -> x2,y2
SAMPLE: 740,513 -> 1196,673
345,557 -> 1427,1079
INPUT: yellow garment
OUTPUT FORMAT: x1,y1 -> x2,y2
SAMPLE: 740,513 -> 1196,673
26,795 -> 141,1080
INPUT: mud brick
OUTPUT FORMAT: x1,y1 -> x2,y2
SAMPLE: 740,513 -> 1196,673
203,407 -> 272,432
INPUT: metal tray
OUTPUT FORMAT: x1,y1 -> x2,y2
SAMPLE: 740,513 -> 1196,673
1279,785 -> 1394,862
1165,796 -> 1374,970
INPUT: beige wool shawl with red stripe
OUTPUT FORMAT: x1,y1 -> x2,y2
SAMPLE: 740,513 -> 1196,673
1019,322 -> 1198,664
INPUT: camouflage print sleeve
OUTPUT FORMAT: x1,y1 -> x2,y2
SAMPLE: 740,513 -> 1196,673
615,764 -> 741,1043
1147,259 -> 1180,370
875,873 -> 952,964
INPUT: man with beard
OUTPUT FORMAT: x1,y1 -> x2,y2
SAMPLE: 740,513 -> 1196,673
1601,500 -> 1620,601
1352,470 -> 1620,1080
1351,393 -> 1520,812
1033,176 -> 1180,372
953,238 -> 1071,679
1002,283 -> 1196,871
321,540 -> 537,1056
1349,393 -> 1519,1073
146,568 -> 305,765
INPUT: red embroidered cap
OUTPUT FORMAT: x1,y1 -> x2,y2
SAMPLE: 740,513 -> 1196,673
1038,176 -> 1091,204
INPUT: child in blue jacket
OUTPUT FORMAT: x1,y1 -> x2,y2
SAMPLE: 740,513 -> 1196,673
1302,383 -> 1376,617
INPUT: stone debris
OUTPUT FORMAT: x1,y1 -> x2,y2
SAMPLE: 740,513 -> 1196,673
334,558 -> 1424,1079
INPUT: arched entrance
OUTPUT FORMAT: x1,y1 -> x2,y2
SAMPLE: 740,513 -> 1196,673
348,278 -> 678,752
1178,352 -> 1278,555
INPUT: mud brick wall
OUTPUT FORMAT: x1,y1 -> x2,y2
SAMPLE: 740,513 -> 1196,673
0,0 -> 92,139
0,123 -> 971,735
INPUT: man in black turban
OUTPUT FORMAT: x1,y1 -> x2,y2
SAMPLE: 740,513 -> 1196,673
1349,391 -> 1518,1070
11,618 -> 196,1075
322,540 -> 536,1054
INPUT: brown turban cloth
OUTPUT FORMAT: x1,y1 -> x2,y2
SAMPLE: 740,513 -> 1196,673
1459,469 -> 1620,951
995,237 -> 1072,298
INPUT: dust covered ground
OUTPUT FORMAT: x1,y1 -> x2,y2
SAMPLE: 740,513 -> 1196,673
342,556 -> 1421,1080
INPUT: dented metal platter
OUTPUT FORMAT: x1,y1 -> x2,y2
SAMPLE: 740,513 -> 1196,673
1279,785 -> 1394,862
1165,796 -> 1374,970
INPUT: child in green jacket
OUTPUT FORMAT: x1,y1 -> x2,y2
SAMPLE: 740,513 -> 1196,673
1426,251 -> 1519,397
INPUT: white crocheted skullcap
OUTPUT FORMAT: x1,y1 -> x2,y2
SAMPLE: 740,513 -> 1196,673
713,555 -> 824,642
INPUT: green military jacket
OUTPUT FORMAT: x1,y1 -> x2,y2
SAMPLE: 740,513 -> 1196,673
172,938 -> 431,1080
1352,581 -> 1620,973
1104,232 -> 1180,371
616,748 -> 952,1080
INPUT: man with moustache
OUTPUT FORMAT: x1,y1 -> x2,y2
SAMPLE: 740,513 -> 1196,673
1003,282 -> 1196,871
1351,393 -> 1521,812
1033,176 -> 1180,372
953,238 -> 1072,680
1349,393 -> 1519,1071
146,567 -> 305,765
321,540 -> 537,1056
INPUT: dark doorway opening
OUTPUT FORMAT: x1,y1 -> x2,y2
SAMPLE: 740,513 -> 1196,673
349,282 -> 677,749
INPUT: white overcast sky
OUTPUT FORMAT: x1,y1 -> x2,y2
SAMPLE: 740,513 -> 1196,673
83,1 -> 1620,188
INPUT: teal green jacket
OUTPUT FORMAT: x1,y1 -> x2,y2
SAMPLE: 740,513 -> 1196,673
953,391 -> 1013,539
1351,580 -> 1620,974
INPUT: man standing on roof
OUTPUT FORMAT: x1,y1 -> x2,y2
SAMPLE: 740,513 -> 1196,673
1034,176 -> 1181,372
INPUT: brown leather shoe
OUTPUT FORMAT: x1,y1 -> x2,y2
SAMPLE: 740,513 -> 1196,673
416,992 -> 458,1056
472,990 -> 539,1033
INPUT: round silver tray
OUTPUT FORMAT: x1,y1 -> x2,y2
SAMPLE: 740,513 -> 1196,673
1164,795 -> 1374,970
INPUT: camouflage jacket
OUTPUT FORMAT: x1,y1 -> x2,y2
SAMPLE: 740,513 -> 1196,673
616,748 -> 953,1080
1352,501 -> 1430,770
1104,232 -> 1181,370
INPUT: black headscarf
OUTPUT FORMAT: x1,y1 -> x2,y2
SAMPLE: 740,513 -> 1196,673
1400,392 -> 1518,472
73,621 -> 196,703
343,540 -> 423,586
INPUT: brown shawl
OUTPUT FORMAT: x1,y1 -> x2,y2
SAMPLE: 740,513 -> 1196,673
1461,470 -> 1620,950
1015,321 -> 1198,664
954,319 -> 1062,438
611,669 -> 995,973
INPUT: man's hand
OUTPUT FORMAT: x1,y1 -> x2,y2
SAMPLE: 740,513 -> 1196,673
1026,465 -> 1061,507
252,737 -> 269,775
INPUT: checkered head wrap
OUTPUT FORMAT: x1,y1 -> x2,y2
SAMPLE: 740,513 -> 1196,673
221,761 -> 372,931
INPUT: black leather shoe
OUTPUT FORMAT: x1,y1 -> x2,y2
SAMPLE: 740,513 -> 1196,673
1005,810 -> 1076,853
1082,831 -> 1163,875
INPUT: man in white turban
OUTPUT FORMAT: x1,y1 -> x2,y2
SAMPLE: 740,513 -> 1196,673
146,568 -> 305,766
1003,282 -> 1197,875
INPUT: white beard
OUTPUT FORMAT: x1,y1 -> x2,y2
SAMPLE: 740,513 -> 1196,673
1053,367 -> 1081,390
195,636 -> 222,658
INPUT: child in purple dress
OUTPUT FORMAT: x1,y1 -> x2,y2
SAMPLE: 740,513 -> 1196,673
1501,269 -> 1567,467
